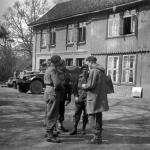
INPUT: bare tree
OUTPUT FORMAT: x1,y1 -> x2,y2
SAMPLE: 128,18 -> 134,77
0,24 -> 16,82
0,24 -> 10,47
2,0 -> 53,58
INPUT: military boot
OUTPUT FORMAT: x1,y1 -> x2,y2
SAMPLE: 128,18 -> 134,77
87,131 -> 102,144
81,117 -> 88,135
58,122 -> 69,132
46,131 -> 61,143
69,123 -> 78,135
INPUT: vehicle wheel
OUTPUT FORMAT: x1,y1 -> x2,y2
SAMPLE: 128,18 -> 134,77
17,84 -> 29,93
30,80 -> 43,94
13,82 -> 17,89
8,84 -> 13,88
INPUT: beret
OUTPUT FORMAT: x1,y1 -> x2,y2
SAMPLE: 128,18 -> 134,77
86,56 -> 97,62
51,55 -> 61,64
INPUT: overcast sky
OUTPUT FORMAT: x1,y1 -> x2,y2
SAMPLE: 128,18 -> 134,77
0,0 -> 19,19
0,0 -> 69,20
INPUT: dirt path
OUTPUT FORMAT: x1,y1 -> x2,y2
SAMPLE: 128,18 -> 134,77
0,86 -> 150,150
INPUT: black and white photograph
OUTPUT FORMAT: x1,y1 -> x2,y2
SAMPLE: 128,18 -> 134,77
0,0 -> 150,149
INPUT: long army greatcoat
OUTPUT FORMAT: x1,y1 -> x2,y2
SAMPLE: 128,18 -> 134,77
84,64 -> 109,114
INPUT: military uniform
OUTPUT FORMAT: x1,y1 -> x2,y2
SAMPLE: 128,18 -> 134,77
83,56 -> 109,144
70,65 -> 88,135
43,55 -> 62,143
57,60 -> 71,132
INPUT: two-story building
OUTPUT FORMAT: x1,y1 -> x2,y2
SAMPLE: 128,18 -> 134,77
29,0 -> 150,98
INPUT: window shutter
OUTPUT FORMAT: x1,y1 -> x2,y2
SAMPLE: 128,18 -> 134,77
53,32 -> 56,45
83,26 -> 86,42
77,25 -> 79,43
74,24 -> 77,43
119,14 -> 124,35
40,30 -> 42,47
78,28 -> 82,42
67,29 -> 70,43
50,31 -> 52,45
132,15 -> 138,36
108,19 -> 113,37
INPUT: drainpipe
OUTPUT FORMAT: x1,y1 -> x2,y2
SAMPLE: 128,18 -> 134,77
34,29 -> 37,71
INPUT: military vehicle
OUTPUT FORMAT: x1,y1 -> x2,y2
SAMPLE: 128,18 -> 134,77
17,66 -> 81,94
17,71 -> 44,94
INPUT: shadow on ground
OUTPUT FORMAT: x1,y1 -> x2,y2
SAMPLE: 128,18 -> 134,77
0,87 -> 150,149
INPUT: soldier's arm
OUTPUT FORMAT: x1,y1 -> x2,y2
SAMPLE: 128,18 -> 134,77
83,69 -> 98,90
50,69 -> 60,89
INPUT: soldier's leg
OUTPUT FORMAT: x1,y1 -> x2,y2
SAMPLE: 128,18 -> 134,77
87,113 -> 102,144
95,112 -> 103,142
46,94 -> 61,143
43,103 -> 47,127
81,102 -> 88,135
70,102 -> 82,135
58,100 -> 68,132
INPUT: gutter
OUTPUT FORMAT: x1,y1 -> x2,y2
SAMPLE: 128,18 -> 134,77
29,0 -> 144,27
91,50 -> 150,55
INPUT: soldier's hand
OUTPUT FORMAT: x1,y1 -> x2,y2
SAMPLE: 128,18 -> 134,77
74,97 -> 79,103
65,101 -> 70,106
82,84 -> 87,89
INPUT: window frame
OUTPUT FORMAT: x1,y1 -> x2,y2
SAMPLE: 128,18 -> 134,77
121,54 -> 136,84
77,22 -> 86,44
107,9 -> 137,38
50,27 -> 56,47
107,56 -> 120,83
67,24 -> 74,45
40,29 -> 47,48
76,58 -> 85,67
66,58 -> 73,66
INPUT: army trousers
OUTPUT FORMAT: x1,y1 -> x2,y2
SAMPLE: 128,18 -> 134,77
58,100 -> 65,123
73,101 -> 88,125
44,86 -> 60,132
88,112 -> 103,134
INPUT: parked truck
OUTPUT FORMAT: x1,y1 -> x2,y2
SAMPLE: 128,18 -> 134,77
17,71 -> 44,94
17,66 -> 81,94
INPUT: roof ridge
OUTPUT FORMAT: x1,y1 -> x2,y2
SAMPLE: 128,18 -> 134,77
29,0 -> 147,27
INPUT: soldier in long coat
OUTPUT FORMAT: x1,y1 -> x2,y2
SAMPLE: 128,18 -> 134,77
43,55 -> 62,143
82,56 -> 109,144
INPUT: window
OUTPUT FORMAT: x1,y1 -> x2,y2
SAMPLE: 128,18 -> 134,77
123,17 -> 132,35
50,28 -> 56,46
108,13 -> 120,37
108,9 -> 137,37
107,55 -> 136,84
39,59 -> 46,72
40,29 -> 47,48
66,58 -> 73,66
121,55 -> 136,83
78,22 -> 86,43
122,10 -> 137,35
76,58 -> 85,67
67,24 -> 74,44
107,56 -> 119,83
39,59 -> 46,66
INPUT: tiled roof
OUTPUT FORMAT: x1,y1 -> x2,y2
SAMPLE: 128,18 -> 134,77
29,0 -> 146,26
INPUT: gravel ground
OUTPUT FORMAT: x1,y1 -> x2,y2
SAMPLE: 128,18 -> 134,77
0,86 -> 150,150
